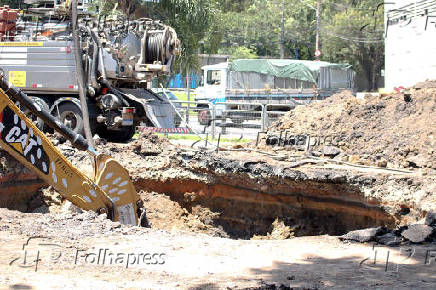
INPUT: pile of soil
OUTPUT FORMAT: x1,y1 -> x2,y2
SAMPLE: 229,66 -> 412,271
269,84 -> 436,170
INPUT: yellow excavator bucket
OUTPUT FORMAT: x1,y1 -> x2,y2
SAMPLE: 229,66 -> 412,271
0,89 -> 141,225
94,154 -> 141,225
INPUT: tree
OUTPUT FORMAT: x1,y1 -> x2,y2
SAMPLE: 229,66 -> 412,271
153,0 -> 216,75
0,0 -> 21,8
321,0 -> 385,91
116,0 -> 140,17
215,0 -> 385,90
218,0 -> 285,57
230,47 -> 258,60
216,0 -> 316,59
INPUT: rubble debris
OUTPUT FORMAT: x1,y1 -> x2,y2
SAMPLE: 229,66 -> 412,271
339,227 -> 385,243
322,146 -> 341,157
128,132 -> 170,156
341,222 -> 436,246
62,201 -> 83,214
425,212 -> 436,226
401,224 -> 434,243
414,80 -> 436,89
0,208 -> 148,239
375,232 -> 401,246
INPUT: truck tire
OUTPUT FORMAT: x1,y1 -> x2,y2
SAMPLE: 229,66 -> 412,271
23,97 -> 50,131
57,102 -> 84,136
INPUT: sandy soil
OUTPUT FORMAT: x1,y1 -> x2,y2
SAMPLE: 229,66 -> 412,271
1,83 -> 436,289
269,86 -> 436,171
1,208 -> 436,290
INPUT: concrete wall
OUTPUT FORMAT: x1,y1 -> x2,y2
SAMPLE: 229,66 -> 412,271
385,0 -> 436,90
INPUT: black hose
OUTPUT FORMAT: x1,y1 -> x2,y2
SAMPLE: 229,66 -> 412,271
72,0 -> 94,147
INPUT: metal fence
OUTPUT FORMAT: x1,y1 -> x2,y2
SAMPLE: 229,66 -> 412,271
169,100 -> 296,140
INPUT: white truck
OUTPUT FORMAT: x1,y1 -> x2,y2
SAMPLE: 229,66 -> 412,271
194,59 -> 355,125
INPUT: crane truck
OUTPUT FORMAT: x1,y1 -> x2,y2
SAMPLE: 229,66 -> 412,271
0,0 -> 181,225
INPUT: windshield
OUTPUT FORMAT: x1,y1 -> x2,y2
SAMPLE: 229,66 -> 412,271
207,70 -> 222,85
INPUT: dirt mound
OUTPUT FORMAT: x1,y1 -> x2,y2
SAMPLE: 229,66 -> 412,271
270,85 -> 436,170
127,131 -> 172,156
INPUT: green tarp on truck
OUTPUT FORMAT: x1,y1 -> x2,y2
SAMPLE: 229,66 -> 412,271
229,59 -> 352,83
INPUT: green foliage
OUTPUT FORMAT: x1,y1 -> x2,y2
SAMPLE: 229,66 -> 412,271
321,0 -> 384,90
216,0 -> 252,13
0,0 -> 19,8
214,0 -> 384,90
217,0 -> 316,58
229,47 -> 258,60
88,0 -> 120,17
148,0 -> 216,74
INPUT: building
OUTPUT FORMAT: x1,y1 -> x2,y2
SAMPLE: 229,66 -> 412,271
385,0 -> 436,89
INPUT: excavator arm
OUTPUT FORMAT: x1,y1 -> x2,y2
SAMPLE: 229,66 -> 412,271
0,75 -> 143,226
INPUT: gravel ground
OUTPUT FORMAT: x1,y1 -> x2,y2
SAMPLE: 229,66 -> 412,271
1,208 -> 436,289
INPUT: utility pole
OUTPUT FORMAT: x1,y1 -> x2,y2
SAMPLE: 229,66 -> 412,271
315,0 -> 321,60
280,0 -> 285,59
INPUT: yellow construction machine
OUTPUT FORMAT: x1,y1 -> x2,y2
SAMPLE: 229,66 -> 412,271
0,74 -> 145,226
0,0 -> 180,226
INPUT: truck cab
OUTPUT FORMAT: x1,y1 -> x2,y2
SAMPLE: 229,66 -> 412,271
195,62 -> 228,103
194,62 -> 228,125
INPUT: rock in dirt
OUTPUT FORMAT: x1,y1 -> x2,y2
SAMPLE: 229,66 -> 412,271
322,146 -> 341,157
339,227 -> 384,243
376,232 -> 401,246
129,132 -> 170,156
401,224 -> 434,243
425,212 -> 436,226
62,201 -> 83,214
32,205 -> 49,214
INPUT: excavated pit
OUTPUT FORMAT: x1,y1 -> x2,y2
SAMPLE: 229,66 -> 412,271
3,132 -> 434,241
137,177 -> 395,239
48,136 -> 433,240
127,148 -> 418,240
